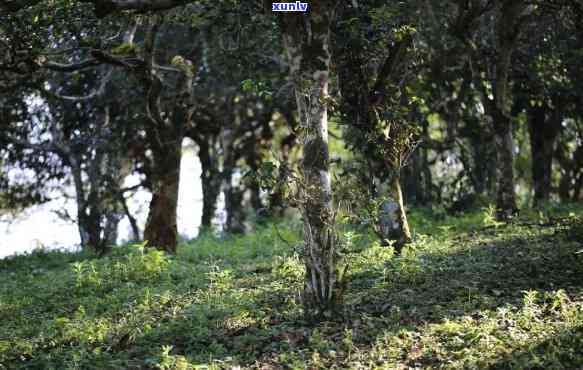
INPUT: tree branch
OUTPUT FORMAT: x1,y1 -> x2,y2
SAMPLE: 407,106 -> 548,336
1,0 -> 193,17
46,68 -> 114,101
369,34 -> 414,104
39,58 -> 102,72
79,0 -> 193,17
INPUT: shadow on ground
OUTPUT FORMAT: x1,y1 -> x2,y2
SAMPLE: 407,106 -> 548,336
350,224 -> 583,325
6,218 -> 582,369
119,221 -> 583,368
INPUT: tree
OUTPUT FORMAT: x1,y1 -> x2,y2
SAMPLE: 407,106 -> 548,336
0,8 -> 141,255
424,0 -> 529,218
487,1 -> 530,219
280,0 -> 345,318
181,1 -> 287,232
334,2 -> 419,252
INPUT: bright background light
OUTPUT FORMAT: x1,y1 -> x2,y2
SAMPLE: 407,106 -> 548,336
0,140 -> 204,258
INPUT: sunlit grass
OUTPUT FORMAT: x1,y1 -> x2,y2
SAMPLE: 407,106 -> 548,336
1,204 -> 582,369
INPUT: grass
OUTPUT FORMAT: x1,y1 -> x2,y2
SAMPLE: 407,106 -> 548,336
0,204 -> 582,369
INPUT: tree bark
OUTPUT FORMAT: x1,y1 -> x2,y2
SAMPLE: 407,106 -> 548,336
556,137 -> 583,202
197,137 -> 221,230
465,118 -> 496,196
556,140 -> 574,202
490,1 -> 526,220
70,140 -> 125,255
403,147 -> 421,205
141,16 -> 193,253
243,107 -> 274,219
220,100 -> 246,234
528,104 -> 560,205
389,175 -> 412,251
69,124 -> 111,256
269,109 -> 297,216
224,183 -> 245,233
492,107 -> 518,219
377,174 -> 412,254
281,1 -> 343,318
103,210 -> 121,246
143,141 -> 181,253
119,191 -> 141,241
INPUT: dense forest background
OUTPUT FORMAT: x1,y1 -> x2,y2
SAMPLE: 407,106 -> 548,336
1,1 -> 583,368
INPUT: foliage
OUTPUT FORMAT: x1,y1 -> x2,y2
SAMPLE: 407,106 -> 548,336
71,242 -> 170,290
1,0 -> 583,366
1,205 -> 583,369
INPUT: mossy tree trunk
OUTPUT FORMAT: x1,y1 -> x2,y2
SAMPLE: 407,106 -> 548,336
281,0 -> 343,319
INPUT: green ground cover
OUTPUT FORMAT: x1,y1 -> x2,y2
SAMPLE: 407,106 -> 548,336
1,204 -> 582,369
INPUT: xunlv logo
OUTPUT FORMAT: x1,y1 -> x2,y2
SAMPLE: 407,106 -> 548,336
272,1 -> 309,12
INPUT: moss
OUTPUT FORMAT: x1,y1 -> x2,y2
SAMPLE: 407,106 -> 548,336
110,42 -> 137,56
302,136 -> 329,172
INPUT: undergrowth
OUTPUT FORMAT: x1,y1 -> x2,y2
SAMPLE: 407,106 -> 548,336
1,204 -> 582,369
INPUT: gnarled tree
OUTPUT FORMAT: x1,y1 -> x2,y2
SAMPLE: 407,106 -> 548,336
280,0 -> 345,318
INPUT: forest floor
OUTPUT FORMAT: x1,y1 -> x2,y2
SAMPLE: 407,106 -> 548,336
1,204 -> 583,369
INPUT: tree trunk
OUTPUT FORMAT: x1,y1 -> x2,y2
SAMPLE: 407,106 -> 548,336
119,191 -> 141,242
221,108 -> 246,234
556,139 -> 583,202
269,114 -> 296,216
282,2 -> 343,319
574,170 -> 583,201
140,15 -> 192,253
245,105 -> 274,220
197,137 -> 221,230
69,151 -> 107,255
103,210 -> 121,246
493,108 -> 518,220
101,144 -> 134,251
466,120 -> 496,196
419,120 -> 433,204
403,150 -> 421,205
222,159 -> 246,234
376,173 -> 412,254
225,183 -> 245,233
245,155 -> 264,222
377,175 -> 411,254
490,1 -> 526,220
528,104 -> 560,206
70,156 -> 90,249
390,175 -> 412,251
556,140 -> 574,202
143,141 -> 181,253
71,149 -> 119,256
